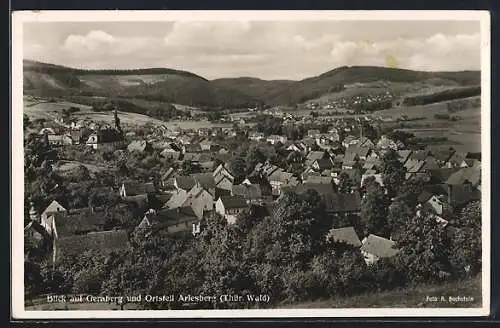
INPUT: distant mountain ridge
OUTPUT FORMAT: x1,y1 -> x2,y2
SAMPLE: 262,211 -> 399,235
23,60 -> 481,109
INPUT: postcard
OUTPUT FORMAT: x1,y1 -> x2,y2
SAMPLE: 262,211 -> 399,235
11,10 -> 490,318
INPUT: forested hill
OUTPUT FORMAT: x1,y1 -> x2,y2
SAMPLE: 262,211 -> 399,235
23,60 -> 481,109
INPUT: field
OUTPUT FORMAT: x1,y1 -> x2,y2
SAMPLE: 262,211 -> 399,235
291,96 -> 482,153
23,96 -> 237,130
284,274 -> 482,309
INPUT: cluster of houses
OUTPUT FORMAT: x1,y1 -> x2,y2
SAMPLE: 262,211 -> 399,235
25,125 -> 481,267
36,109 -> 127,151
26,105 -> 481,268
304,91 -> 395,111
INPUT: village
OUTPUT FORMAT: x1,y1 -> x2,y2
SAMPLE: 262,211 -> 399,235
25,101 -> 481,272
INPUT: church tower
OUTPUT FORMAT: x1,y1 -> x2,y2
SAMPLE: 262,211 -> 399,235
113,108 -> 123,135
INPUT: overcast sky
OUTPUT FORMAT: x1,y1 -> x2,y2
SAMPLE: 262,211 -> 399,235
23,20 -> 481,80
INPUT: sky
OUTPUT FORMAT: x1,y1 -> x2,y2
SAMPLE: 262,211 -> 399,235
23,20 -> 481,80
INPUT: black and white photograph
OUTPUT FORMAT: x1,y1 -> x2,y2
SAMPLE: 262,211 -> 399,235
12,10 -> 490,318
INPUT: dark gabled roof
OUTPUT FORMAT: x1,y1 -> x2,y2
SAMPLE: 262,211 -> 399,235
269,169 -> 295,183
232,184 -> 262,200
190,172 -> 216,190
123,194 -> 149,207
176,176 -> 196,190
147,207 -> 198,227
94,128 -> 124,143
314,158 -> 334,170
155,192 -> 173,204
361,234 -> 399,258
430,149 -> 455,162
426,168 -> 462,184
122,181 -> 156,196
219,195 -> 248,209
327,226 -> 362,247
445,167 -> 481,186
410,150 -> 430,161
417,189 -> 434,203
52,209 -> 106,237
55,230 -> 129,261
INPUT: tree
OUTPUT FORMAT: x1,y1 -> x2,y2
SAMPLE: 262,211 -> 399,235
268,190 -> 330,266
394,212 -> 453,284
229,153 -> 247,184
387,200 -> 414,240
179,160 -> 201,176
23,114 -> 32,131
381,150 -> 406,197
360,185 -> 390,237
449,201 -> 482,277
245,146 -> 266,173
397,178 -> 426,208
338,172 -> 354,193
286,151 -> 305,176
24,259 -> 41,303
369,258 -> 407,291
74,164 -> 91,181
388,130 -> 415,147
